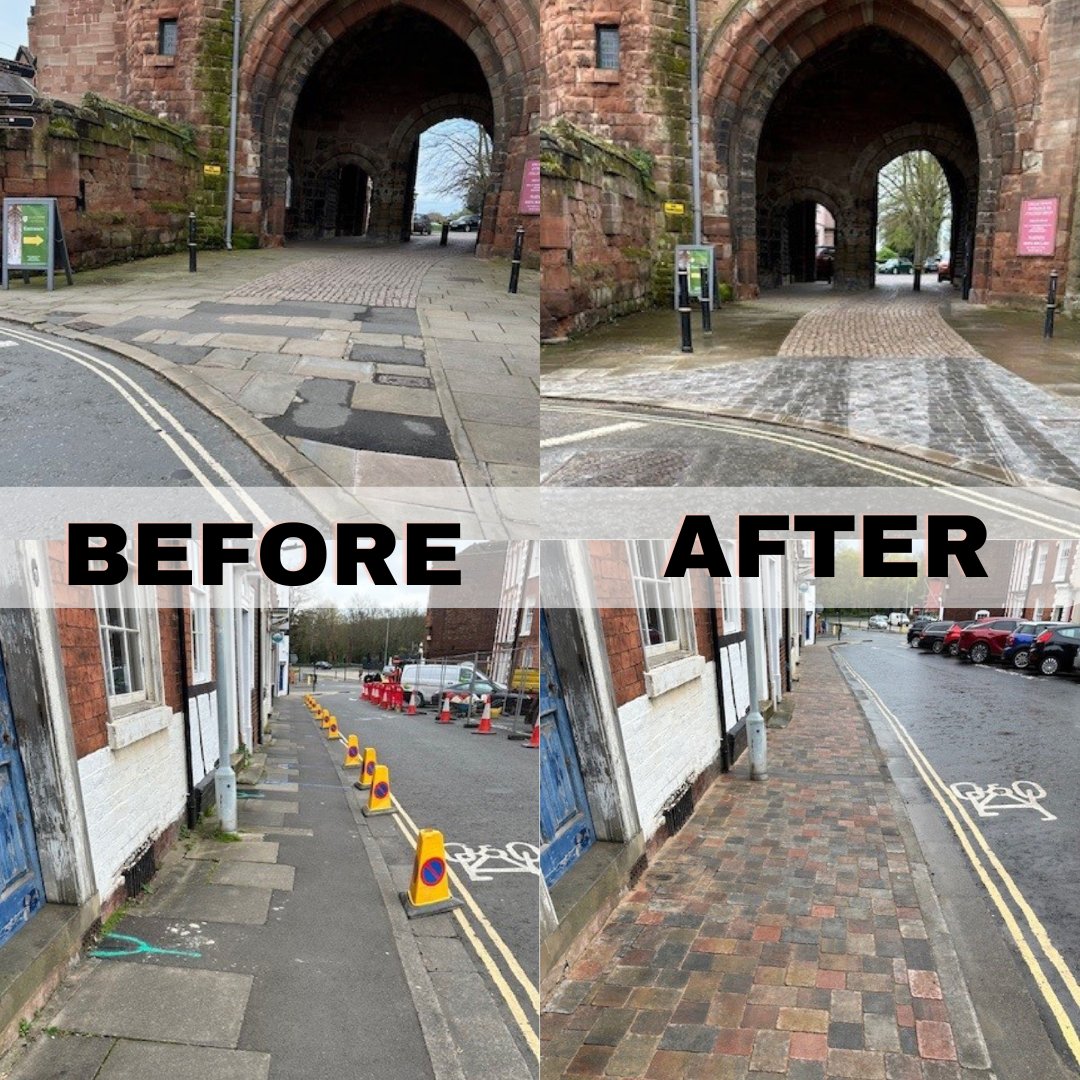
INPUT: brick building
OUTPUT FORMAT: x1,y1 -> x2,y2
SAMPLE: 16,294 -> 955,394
0,545 -> 278,1054
539,540 -> 807,993
24,0 -> 540,256
541,0 -> 1080,337
1006,539 -> 1077,621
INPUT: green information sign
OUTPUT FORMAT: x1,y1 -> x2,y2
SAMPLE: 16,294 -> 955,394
673,244 -> 716,306
2,197 -> 74,290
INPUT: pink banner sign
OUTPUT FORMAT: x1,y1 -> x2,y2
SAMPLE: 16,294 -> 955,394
1017,197 -> 1058,256
518,159 -> 540,215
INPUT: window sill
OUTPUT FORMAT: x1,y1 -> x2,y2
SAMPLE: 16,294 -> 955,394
151,55 -> 177,67
590,69 -> 621,84
107,703 -> 171,750
643,653 -> 705,699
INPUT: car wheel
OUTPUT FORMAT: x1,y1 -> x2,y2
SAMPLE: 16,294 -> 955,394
1011,650 -> 1030,670
1039,655 -> 1060,676
969,643 -> 990,664
947,643 -> 959,656
931,640 -> 944,654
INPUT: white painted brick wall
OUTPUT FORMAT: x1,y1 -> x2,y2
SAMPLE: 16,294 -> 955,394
618,659 -> 721,838
78,710 -> 188,900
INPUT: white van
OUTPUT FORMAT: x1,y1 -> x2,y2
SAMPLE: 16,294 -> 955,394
398,662 -> 495,706
888,612 -> 910,627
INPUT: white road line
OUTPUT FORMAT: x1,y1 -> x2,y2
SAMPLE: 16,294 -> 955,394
540,419 -> 645,447
1,324 -> 272,527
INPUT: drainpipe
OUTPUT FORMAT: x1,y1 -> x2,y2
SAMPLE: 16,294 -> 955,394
708,605 -> 729,771
743,583 -> 768,780
173,587 -> 197,829
224,0 -> 242,250
689,0 -> 702,245
213,583 -> 238,832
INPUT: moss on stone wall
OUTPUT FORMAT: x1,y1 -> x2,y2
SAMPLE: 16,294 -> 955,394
194,2 -> 236,247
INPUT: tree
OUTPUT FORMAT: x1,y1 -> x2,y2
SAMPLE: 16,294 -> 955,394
878,152 -> 949,266
418,120 -> 493,214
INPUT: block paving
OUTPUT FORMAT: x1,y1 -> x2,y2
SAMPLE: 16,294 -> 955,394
541,646 -> 991,1080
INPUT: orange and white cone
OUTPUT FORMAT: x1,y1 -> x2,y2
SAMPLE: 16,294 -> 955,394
407,690 -> 418,716
524,720 -> 540,748
437,698 -> 453,725
472,695 -> 496,735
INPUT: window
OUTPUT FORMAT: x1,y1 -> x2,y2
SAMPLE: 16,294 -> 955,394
191,581 -> 211,684
628,540 -> 694,661
1052,541 -> 1072,582
95,581 -> 147,706
520,599 -> 534,636
158,18 -> 178,56
1032,543 -> 1049,585
595,25 -> 619,70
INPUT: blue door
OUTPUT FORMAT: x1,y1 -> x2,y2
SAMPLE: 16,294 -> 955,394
539,612 -> 595,887
0,642 -> 44,946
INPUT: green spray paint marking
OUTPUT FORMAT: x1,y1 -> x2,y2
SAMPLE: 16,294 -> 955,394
91,933 -> 202,960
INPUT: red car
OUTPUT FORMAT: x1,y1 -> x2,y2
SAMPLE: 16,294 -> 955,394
956,618 -> 1022,663
940,620 -> 977,656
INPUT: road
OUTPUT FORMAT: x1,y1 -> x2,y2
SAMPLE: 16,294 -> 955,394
307,676 -> 539,1057
0,322 -> 283,487
834,634 -> 1080,1075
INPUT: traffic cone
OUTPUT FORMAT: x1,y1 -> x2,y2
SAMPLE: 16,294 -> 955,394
437,698 -> 453,724
326,717 -> 340,739
524,720 -> 540,748
407,690 -> 418,716
343,734 -> 361,767
354,747 -> 377,790
472,695 -> 496,735
401,829 -> 462,918
361,764 -> 396,817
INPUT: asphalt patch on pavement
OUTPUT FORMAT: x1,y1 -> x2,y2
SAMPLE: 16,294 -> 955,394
266,405 -> 455,459
350,344 -> 425,367
362,307 -> 421,336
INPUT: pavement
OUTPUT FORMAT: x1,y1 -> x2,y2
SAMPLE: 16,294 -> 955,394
540,644 -> 1071,1080
1,234 -> 539,532
0,689 -> 538,1080
541,281 -> 1080,486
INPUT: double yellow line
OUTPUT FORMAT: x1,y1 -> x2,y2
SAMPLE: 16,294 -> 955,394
834,651 -> 1080,1066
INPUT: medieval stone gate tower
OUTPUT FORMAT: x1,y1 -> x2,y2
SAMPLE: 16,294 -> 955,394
542,0 -> 1080,336
28,0 -> 539,255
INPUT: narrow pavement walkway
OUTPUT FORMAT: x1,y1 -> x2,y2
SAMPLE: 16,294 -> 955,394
541,646 -> 1005,1080
1,235 -> 538,530
541,282 -> 1080,486
0,692 -> 532,1080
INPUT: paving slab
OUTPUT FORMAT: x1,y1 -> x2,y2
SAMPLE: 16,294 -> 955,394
140,883 -> 272,925
53,964 -> 253,1048
350,380 -> 442,417
8,1034 -> 114,1079
98,1040 -> 271,1080
210,861 -> 296,892
184,840 -> 280,864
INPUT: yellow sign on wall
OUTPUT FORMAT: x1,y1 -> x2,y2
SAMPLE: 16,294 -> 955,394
203,164 -> 223,176
664,201 -> 686,215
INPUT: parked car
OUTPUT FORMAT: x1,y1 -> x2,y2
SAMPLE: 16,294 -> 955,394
1028,625 -> 1080,676
907,616 -> 936,645
941,619 -> 978,656
923,255 -> 941,272
314,660 -> 332,670
956,618 -> 1022,663
888,612 -> 910,627
449,213 -> 481,232
937,258 -> 951,283
915,620 -> 955,653
868,614 -> 889,630
815,246 -> 834,282
877,257 -> 914,275
1001,621 -> 1069,670
411,214 -> 432,235
431,677 -> 507,711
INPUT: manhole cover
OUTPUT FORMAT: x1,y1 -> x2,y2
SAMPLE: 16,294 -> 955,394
374,373 -> 433,390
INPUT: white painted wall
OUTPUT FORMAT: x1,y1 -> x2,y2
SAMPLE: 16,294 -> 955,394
617,656 -> 721,839
78,711 -> 187,900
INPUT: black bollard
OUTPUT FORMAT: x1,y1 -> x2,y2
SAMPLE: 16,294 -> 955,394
1043,270 -> 1058,340
677,264 -> 693,353
188,211 -> 197,273
508,225 -> 525,294
440,221 -> 449,247
700,264 -> 712,332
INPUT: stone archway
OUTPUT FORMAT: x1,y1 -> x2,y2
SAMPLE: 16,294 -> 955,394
700,0 -> 1033,299
758,184 -> 845,289
235,0 -> 536,256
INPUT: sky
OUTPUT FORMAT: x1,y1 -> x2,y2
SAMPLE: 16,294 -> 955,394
0,4 -> 31,56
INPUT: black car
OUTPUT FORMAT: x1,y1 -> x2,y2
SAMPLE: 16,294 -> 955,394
914,620 -> 954,654
907,616 -> 936,646
1028,625 -> 1080,676
449,213 -> 481,232
411,214 -> 432,235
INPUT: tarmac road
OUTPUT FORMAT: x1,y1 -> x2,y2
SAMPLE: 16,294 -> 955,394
0,322 -> 282,487
836,635 -> 1080,1074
